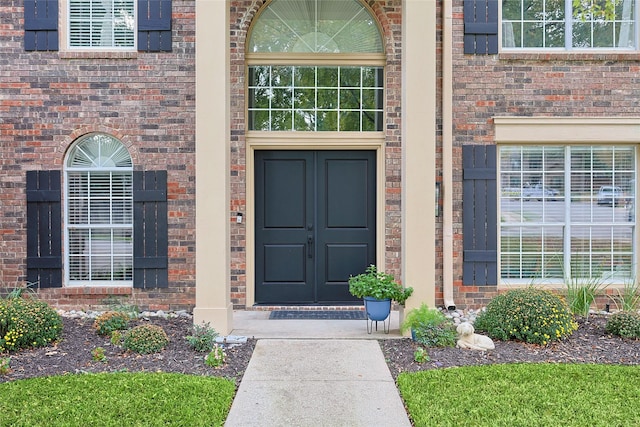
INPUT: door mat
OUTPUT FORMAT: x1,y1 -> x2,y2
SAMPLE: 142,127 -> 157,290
269,310 -> 366,320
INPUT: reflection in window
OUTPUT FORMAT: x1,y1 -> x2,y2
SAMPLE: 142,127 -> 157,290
248,66 -> 384,131
502,0 -> 636,49
500,146 -> 635,283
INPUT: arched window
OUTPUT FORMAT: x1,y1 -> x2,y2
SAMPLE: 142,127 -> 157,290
247,0 -> 385,131
65,133 -> 133,285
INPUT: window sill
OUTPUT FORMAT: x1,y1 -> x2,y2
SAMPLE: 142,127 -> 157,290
499,51 -> 640,61
59,51 -> 139,60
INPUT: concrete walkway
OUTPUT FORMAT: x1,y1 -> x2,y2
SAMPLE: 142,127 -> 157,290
224,311 -> 412,426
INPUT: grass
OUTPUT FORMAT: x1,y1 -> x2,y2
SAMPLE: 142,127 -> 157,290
397,363 -> 640,427
0,372 -> 236,427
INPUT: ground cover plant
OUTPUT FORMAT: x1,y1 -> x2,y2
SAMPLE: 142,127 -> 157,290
0,372 -> 235,426
397,363 -> 640,427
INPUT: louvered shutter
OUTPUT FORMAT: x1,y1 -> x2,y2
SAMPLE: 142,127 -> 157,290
462,145 -> 497,286
26,171 -> 62,288
463,0 -> 498,54
138,0 -> 172,52
24,0 -> 59,51
133,171 -> 168,288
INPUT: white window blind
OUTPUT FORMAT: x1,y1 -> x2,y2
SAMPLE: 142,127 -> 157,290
69,0 -> 135,49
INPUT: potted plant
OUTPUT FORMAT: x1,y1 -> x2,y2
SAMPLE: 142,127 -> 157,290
348,265 -> 413,324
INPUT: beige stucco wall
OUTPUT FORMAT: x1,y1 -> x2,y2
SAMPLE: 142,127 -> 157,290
193,0 -> 233,333
194,0 -> 438,333
402,0 -> 437,313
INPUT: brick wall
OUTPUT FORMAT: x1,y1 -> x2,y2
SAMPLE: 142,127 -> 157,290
447,0 -> 640,309
0,0 -> 196,311
228,0 -> 404,308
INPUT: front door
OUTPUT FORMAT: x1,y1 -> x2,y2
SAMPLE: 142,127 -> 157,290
255,150 -> 376,304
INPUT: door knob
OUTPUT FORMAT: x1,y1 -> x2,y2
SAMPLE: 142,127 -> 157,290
307,236 -> 313,258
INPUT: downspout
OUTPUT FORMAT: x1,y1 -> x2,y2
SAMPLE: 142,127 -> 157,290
442,0 -> 456,311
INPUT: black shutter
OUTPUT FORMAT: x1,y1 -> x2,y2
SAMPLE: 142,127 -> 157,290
26,170 -> 62,288
133,171 -> 168,288
24,0 -> 59,51
463,0 -> 498,54
462,145 -> 497,286
138,0 -> 172,52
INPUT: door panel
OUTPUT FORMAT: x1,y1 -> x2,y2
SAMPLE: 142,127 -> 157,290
255,150 -> 375,304
316,153 -> 376,302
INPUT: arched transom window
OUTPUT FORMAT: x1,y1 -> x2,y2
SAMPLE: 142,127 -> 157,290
247,0 -> 385,132
65,134 -> 133,285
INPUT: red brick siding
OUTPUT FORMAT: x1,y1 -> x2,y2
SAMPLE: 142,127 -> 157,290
0,0 -> 196,311
228,1 -> 404,308
446,0 -> 640,309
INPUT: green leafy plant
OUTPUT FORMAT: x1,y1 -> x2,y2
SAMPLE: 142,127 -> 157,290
605,311 -> 640,339
413,347 -> 429,363
91,347 -> 107,362
474,287 -> 578,345
0,357 -> 10,375
348,265 -> 413,305
204,345 -> 226,368
122,324 -> 169,354
400,304 -> 456,347
564,276 -> 605,318
93,311 -> 130,336
401,304 -> 446,334
608,279 -> 640,312
414,323 -> 457,348
185,322 -> 219,352
110,330 -> 123,346
0,296 -> 63,352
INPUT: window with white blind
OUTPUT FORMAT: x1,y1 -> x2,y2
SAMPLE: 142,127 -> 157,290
65,134 -> 133,285
68,0 -> 135,49
500,145 -> 636,284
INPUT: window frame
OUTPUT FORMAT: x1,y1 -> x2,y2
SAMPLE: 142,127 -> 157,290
494,117 -> 640,288
500,144 -> 636,286
61,0 -> 138,52
500,0 -> 640,51
64,133 -> 134,287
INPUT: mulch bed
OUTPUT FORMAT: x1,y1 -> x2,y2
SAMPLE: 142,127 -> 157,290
381,315 -> 640,379
1,314 -> 638,384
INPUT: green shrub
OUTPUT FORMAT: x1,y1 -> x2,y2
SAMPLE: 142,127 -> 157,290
122,324 -> 169,354
401,304 -> 456,347
400,304 -> 446,334
93,311 -> 130,336
474,287 -> 577,345
605,311 -> 640,339
185,322 -> 219,352
414,323 -> 457,347
0,297 -> 62,352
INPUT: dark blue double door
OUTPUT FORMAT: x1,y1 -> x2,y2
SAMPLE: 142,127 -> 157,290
255,150 -> 376,304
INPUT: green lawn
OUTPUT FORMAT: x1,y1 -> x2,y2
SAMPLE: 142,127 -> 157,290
0,372 -> 236,427
397,363 -> 640,427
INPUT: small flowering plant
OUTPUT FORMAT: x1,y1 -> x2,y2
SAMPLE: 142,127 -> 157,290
204,344 -> 226,368
474,287 -> 578,346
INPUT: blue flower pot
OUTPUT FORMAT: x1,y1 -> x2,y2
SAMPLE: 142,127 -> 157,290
363,297 -> 391,321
